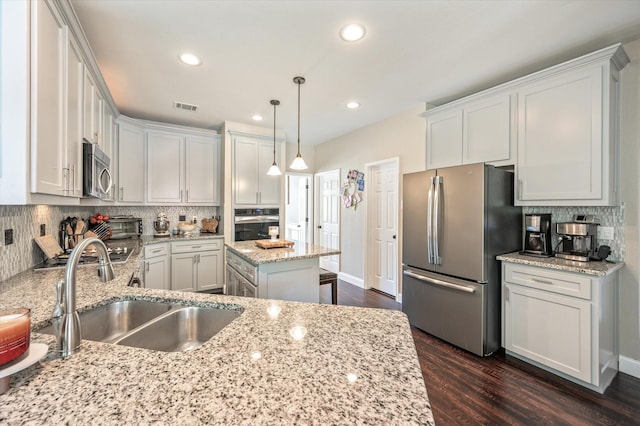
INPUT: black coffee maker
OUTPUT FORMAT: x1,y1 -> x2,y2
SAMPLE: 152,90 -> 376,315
521,214 -> 553,257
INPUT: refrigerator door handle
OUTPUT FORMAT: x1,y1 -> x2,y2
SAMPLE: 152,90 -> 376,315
433,175 -> 443,265
426,176 -> 435,264
403,270 -> 475,294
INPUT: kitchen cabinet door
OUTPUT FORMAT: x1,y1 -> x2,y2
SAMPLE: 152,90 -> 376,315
504,282 -> 592,383
65,30 -> 84,198
31,0 -> 66,196
171,253 -> 197,292
146,130 -> 184,204
463,93 -> 513,166
117,120 -> 145,203
197,250 -> 223,291
185,135 -> 221,205
233,135 -> 281,206
83,70 -> 103,145
425,108 -> 462,170
516,65 -> 613,205
145,255 -> 170,290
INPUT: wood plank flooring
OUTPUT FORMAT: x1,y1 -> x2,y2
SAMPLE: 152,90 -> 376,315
321,280 -> 640,425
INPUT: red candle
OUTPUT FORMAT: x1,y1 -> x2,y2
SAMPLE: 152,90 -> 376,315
0,308 -> 31,366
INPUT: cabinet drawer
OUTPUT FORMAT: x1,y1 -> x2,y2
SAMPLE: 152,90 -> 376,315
227,250 -> 256,283
171,239 -> 221,254
144,243 -> 168,259
504,263 -> 592,300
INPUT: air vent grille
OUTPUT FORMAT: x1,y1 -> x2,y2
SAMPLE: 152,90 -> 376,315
174,101 -> 199,112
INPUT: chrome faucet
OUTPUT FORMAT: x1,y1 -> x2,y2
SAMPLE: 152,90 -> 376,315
52,237 -> 115,357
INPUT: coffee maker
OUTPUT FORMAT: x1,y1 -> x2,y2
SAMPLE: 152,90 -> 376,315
555,215 -> 599,262
521,214 -> 553,257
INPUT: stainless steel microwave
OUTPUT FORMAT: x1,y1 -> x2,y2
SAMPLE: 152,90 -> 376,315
83,141 -> 113,199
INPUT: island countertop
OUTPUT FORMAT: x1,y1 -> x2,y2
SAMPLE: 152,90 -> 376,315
0,261 -> 433,424
226,240 -> 341,265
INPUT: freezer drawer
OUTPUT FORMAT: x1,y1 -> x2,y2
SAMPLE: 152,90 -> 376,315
403,267 -> 493,356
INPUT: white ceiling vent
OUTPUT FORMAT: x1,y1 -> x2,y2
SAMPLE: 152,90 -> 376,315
174,101 -> 199,112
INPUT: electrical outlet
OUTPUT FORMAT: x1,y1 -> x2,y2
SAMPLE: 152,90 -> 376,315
4,228 -> 14,245
179,214 -> 186,222
598,226 -> 614,240
40,224 -> 46,236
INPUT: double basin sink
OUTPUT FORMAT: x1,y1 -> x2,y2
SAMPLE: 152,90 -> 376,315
38,300 -> 242,352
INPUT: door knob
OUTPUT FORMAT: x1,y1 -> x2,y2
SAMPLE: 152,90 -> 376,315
317,225 -> 322,229
393,234 -> 397,239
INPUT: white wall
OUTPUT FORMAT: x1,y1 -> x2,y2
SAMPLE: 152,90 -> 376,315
313,104 -> 425,280
619,38 -> 640,373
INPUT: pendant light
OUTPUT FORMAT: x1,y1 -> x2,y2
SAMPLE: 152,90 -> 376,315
290,76 -> 308,170
267,99 -> 282,176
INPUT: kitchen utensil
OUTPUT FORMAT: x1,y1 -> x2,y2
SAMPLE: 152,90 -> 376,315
153,212 -> 170,236
34,235 -> 64,259
66,223 -> 75,247
92,222 -> 111,240
0,308 -> 31,367
177,222 -> 197,233
597,245 -> 611,260
201,217 -> 218,233
75,219 -> 85,244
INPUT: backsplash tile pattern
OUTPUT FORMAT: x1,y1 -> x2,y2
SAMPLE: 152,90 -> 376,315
523,205 -> 625,261
0,205 -> 221,282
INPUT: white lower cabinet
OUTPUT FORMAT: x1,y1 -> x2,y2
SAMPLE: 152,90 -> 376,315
143,243 -> 169,290
170,240 -> 223,292
502,262 -> 618,393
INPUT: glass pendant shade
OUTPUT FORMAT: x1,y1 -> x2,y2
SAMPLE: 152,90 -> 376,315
267,99 -> 282,176
290,76 -> 308,170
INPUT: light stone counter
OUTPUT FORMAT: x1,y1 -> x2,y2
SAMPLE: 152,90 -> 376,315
226,240 -> 341,265
0,254 -> 433,424
497,251 -> 623,276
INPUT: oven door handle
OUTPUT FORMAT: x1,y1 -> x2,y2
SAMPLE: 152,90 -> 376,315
98,167 -> 113,195
235,215 -> 279,224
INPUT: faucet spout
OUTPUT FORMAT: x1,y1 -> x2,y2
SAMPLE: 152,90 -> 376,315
56,237 -> 115,357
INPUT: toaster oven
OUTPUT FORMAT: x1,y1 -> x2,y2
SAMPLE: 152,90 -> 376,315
109,216 -> 143,239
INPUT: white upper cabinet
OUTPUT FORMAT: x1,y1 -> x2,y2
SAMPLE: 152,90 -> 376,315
117,118 -> 145,204
64,28 -> 84,198
424,92 -> 514,170
233,134 -> 281,206
83,70 -> 102,146
30,0 -> 66,196
515,45 -> 628,206
145,125 -> 221,205
146,130 -> 184,204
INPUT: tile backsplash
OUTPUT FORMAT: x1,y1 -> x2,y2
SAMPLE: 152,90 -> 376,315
0,205 -> 221,282
523,205 -> 624,261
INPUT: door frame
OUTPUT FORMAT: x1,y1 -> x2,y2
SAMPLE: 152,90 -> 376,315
364,157 -> 400,301
285,172 -> 314,244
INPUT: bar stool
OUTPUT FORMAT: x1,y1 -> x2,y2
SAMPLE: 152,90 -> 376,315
319,268 -> 338,305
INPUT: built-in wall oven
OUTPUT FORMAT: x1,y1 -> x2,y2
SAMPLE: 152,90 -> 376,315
234,208 -> 279,241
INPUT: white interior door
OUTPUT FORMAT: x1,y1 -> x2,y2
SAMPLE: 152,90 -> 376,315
315,169 -> 340,273
367,159 -> 399,296
285,173 -> 312,244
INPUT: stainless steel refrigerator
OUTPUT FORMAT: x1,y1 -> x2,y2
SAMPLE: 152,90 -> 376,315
402,163 -> 521,356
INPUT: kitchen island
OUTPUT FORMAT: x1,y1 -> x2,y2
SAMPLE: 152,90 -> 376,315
225,240 -> 341,303
0,256 -> 433,424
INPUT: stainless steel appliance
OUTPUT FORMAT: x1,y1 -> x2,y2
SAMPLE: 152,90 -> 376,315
82,141 -> 113,199
402,163 -> 521,356
555,215 -> 599,262
522,213 -> 553,257
109,216 -> 143,239
234,208 -> 279,241
153,212 -> 170,237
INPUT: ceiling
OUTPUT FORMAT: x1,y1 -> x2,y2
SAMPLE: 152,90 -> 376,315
70,0 -> 640,146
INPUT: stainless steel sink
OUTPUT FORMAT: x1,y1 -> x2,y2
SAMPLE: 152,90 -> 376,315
38,300 -> 241,352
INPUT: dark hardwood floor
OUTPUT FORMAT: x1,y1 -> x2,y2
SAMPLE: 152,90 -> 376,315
321,280 -> 640,425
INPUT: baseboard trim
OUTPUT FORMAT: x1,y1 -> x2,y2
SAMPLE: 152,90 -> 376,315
619,355 -> 640,379
338,272 -> 364,288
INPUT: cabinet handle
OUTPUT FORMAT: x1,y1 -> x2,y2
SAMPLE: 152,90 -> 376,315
505,287 -> 510,302
197,254 -> 201,263
120,186 -> 124,200
532,277 -> 553,285
518,179 -> 522,200
145,262 -> 149,272
70,164 -> 76,194
181,189 -> 184,202
186,189 -> 189,201
152,249 -> 161,254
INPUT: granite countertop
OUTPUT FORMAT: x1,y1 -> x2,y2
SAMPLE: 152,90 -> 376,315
0,251 -> 432,424
140,233 -> 224,245
497,251 -> 624,276
226,240 -> 341,265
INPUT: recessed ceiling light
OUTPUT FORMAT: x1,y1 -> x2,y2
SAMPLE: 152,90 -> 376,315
251,114 -> 264,121
346,101 -> 360,109
179,53 -> 201,66
339,23 -> 366,42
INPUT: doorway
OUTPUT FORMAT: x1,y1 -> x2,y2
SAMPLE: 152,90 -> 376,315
314,169 -> 340,273
285,173 -> 312,244
365,158 -> 399,298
